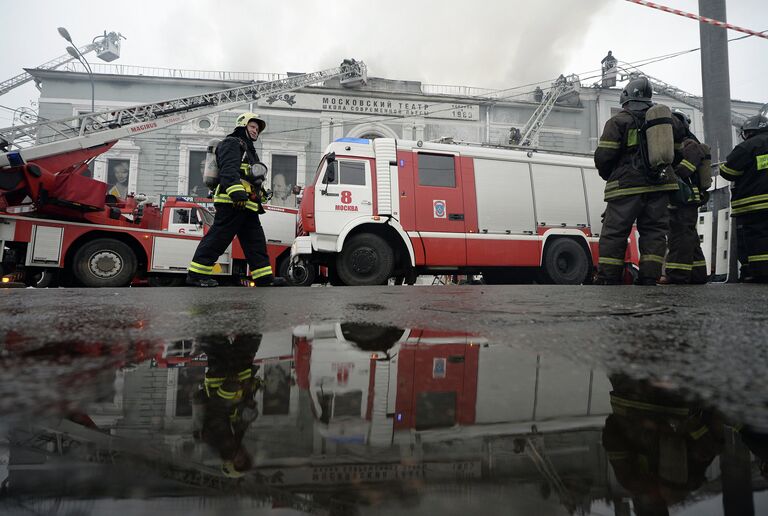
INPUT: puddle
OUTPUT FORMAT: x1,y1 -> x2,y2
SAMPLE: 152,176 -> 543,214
1,323 -> 766,515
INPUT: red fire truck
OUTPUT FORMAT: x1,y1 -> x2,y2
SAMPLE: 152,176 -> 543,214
0,61 -> 367,287
291,138 -> 615,285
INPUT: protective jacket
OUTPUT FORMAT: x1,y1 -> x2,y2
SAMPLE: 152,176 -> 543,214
213,129 -> 266,213
197,334 -> 262,464
595,106 -> 681,201
719,133 -> 768,216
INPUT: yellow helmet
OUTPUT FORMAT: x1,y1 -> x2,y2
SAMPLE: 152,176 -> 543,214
235,112 -> 266,133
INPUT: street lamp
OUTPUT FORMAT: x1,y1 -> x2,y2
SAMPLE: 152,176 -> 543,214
57,27 -> 95,113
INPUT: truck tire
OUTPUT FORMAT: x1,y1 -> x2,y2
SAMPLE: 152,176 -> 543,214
336,233 -> 394,286
542,238 -> 590,285
279,257 -> 315,287
73,238 -> 137,288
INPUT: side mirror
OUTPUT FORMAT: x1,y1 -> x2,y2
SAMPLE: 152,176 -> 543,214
326,161 -> 336,184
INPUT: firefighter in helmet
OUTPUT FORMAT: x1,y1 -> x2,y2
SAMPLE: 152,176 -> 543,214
192,333 -> 263,478
186,112 -> 287,287
603,374 -> 724,515
594,77 -> 684,285
660,110 -> 711,284
719,114 -> 768,283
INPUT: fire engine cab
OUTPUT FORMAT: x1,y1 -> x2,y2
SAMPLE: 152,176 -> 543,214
291,138 -> 606,285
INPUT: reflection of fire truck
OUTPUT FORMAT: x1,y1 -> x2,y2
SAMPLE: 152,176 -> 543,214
0,61 -> 366,287
292,323 -> 612,446
291,138 -> 610,286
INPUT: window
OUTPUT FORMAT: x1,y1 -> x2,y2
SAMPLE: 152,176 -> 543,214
173,209 -> 190,224
418,153 -> 456,187
271,155 -> 298,208
323,160 -> 366,186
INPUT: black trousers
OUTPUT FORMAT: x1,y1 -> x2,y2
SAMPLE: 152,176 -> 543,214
665,205 -> 708,284
190,204 -> 272,280
598,192 -> 670,282
738,211 -> 768,280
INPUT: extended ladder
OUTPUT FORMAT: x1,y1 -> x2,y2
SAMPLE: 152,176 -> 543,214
618,64 -> 751,129
0,31 -> 123,97
0,60 -> 367,168
519,74 -> 579,147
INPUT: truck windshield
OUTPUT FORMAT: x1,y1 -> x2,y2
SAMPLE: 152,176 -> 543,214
312,155 -> 327,185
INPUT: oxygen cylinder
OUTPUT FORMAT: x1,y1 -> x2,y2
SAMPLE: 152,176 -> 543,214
644,104 -> 674,170
203,138 -> 222,189
697,143 -> 712,191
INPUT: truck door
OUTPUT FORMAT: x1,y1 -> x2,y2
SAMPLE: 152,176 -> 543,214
412,152 -> 466,266
395,334 -> 478,430
314,158 -> 374,237
167,207 -> 203,235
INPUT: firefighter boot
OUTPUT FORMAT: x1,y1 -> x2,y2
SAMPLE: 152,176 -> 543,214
186,272 -> 219,287
254,275 -> 288,287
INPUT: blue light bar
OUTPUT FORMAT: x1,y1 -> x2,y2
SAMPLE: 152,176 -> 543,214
334,137 -> 370,144
7,152 -> 24,166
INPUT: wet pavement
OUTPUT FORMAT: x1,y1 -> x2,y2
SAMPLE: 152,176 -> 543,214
0,284 -> 767,515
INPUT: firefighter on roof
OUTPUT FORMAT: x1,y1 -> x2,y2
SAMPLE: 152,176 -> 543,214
594,76 -> 684,285
186,112 -> 287,287
719,114 -> 768,283
660,110 -> 711,285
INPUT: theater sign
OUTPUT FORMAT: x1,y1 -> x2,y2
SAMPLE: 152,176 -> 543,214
258,92 -> 479,121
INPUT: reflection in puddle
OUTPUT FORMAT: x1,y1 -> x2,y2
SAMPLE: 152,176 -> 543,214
0,323 -> 766,515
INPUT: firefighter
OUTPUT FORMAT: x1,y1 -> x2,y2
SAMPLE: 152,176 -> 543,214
186,112 -> 287,287
594,77 -> 682,285
660,110 -> 710,284
603,374 -> 724,515
719,114 -> 768,283
193,333 -> 263,478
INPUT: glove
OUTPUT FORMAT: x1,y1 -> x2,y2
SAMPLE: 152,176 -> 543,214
681,140 -> 706,168
230,190 -> 248,209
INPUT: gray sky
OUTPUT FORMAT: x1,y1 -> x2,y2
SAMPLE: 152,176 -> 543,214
0,0 -> 765,126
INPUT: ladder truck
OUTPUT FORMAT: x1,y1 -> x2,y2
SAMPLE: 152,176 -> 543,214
0,60 -> 367,287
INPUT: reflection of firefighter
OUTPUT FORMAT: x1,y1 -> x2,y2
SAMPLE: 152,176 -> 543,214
192,333 -> 262,478
602,375 -> 724,515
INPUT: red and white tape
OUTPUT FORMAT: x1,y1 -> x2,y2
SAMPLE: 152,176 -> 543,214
626,0 -> 768,40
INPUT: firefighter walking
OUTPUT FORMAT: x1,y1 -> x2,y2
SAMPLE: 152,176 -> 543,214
193,333 -> 263,478
661,111 -> 711,285
186,112 -> 287,287
719,114 -> 768,283
594,77 -> 683,285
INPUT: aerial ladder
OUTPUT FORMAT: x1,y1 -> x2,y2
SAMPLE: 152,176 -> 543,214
0,31 -> 124,98
517,74 -> 580,147
617,63 -> 760,129
8,419 -> 337,514
0,59 -> 367,168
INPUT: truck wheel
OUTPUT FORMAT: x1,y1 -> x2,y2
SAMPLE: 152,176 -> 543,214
542,238 -> 590,285
73,239 -> 137,288
279,257 -> 315,287
336,233 -> 394,286
25,268 -> 56,288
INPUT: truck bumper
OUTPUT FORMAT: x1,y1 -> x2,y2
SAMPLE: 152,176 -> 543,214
291,236 -> 313,262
